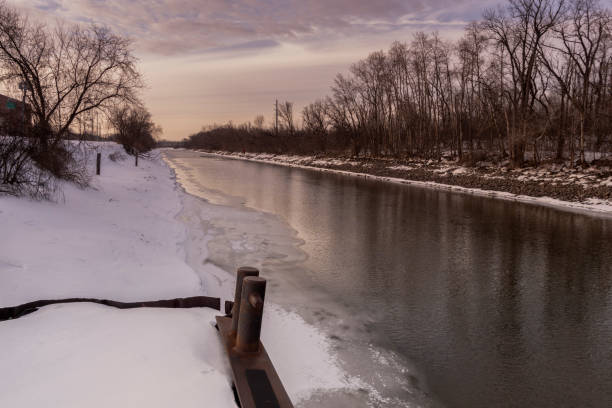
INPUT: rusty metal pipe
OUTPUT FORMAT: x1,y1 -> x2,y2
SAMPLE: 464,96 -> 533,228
231,266 -> 259,335
235,276 -> 266,353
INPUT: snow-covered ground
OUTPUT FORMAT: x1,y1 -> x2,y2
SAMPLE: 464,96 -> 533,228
0,142 -> 359,407
203,150 -> 612,216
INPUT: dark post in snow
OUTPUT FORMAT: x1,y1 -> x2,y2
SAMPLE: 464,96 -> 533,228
231,266 -> 259,335
135,153 -> 138,167
235,276 -> 266,353
96,153 -> 101,175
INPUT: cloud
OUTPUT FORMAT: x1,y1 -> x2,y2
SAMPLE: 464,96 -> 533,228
15,0 -> 492,55
31,0 -> 63,12
204,39 -> 280,55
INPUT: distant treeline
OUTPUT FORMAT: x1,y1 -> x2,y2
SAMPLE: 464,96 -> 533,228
182,124 -> 349,155
184,0 -> 612,166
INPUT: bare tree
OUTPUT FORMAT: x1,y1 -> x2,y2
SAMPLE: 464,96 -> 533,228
457,23 -> 489,157
278,101 -> 294,134
302,99 -> 329,151
253,114 -> 265,129
0,135 -> 57,198
0,1 -> 143,153
109,105 -> 160,155
483,0 -> 565,166
329,73 -> 366,156
540,0 -> 609,164
302,100 -> 328,134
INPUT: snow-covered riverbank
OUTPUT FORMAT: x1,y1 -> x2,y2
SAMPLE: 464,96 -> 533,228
201,150 -> 612,216
0,142 -> 359,407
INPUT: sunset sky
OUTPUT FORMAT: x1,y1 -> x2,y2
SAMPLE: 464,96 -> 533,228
9,0 -> 505,140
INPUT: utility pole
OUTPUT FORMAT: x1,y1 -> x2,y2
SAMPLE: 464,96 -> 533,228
19,81 -> 27,136
275,99 -> 278,136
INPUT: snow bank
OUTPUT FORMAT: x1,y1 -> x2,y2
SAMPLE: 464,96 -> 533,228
0,303 -> 235,408
1,142 -> 359,407
0,143 -> 201,307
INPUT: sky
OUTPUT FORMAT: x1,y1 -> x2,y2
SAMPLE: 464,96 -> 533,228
8,0 -> 505,140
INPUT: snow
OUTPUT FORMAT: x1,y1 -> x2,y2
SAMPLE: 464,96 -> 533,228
451,167 -> 468,175
0,142 -> 359,407
0,145 -> 201,306
0,304 -> 235,408
262,304 -> 355,401
388,165 -> 414,171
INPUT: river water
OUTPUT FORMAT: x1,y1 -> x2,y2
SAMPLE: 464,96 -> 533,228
165,150 -> 612,408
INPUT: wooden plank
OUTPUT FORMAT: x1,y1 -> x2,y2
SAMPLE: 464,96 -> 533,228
216,315 -> 293,408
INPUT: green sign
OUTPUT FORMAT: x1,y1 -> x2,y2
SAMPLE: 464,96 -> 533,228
6,101 -> 16,110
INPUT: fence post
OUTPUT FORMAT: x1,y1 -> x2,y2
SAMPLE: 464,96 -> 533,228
235,276 -> 266,353
96,153 -> 101,175
231,266 -> 259,335
135,153 -> 138,167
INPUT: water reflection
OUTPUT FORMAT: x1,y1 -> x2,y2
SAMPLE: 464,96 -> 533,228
166,151 -> 612,408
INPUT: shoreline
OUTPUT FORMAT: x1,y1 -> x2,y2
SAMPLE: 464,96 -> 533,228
1,143 -> 368,408
196,150 -> 612,217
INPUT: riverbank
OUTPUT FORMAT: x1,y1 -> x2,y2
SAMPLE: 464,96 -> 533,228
0,142 -> 357,407
200,150 -> 612,216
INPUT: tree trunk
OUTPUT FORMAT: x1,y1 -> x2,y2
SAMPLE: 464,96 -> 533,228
579,112 -> 586,165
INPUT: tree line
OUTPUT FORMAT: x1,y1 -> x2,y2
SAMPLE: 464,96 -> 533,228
186,0 -> 612,167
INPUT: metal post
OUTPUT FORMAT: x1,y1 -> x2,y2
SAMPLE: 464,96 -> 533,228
96,153 -> 101,175
235,276 -> 266,353
231,266 -> 259,335
275,99 -> 278,136
135,153 -> 138,167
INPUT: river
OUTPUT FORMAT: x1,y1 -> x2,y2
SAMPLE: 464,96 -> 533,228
165,149 -> 612,408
